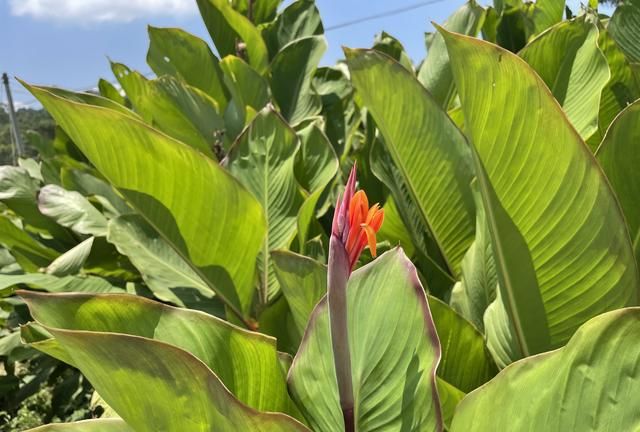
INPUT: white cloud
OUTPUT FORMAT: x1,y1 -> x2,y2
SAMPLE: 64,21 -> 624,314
9,0 -> 198,23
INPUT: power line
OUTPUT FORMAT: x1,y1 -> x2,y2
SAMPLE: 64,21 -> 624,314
325,0 -> 449,32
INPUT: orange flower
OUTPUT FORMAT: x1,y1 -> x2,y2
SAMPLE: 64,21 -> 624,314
345,190 -> 384,268
331,165 -> 384,271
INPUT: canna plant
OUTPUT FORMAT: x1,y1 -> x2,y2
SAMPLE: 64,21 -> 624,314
2,0 -> 640,430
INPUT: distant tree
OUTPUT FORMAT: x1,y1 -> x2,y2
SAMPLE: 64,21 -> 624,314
0,107 -> 54,164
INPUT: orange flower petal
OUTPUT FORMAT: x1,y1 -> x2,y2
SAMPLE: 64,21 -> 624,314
349,190 -> 368,227
369,208 -> 384,232
363,224 -> 378,257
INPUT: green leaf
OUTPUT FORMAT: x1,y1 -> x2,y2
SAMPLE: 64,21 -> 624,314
147,26 -> 228,107
288,249 -> 442,431
376,195 -> 416,258
450,184 -> 497,331
98,78 -> 127,106
0,273 -> 123,296
589,26 -> 640,146
519,18 -> 610,141
347,48 -> 476,275
60,169 -> 132,217
270,36 -> 326,125
450,308 -> 640,431
436,378 -> 465,429
0,166 -> 74,242
373,32 -> 414,72
428,296 -> 497,393
24,419 -> 133,431
45,237 -> 94,276
441,29 -> 638,350
38,185 -> 109,236
196,0 -> 269,74
417,1 -> 486,108
112,63 -> 222,158
219,55 -> 270,138
262,0 -> 323,58
37,85 -> 135,117
608,0 -> 640,64
230,0 -> 280,25
596,99 -> 640,262
270,250 -> 326,337
24,82 -> 266,321
523,0 -> 565,37
106,214 -> 214,308
20,291 -> 301,420
0,216 -> 59,272
227,108 -> 304,302
294,123 -> 338,248
471,145 -> 550,364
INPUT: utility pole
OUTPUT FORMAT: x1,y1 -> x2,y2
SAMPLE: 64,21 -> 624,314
2,73 -> 23,164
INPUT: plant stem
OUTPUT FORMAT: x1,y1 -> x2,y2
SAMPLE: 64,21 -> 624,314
327,235 -> 355,431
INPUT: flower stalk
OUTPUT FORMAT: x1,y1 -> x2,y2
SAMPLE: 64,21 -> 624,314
328,165 -> 383,431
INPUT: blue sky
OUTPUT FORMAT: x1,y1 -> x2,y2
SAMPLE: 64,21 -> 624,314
0,0 -> 612,108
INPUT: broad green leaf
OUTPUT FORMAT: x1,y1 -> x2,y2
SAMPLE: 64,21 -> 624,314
494,1 -> 528,52
112,63 -> 221,158
21,321 -> 76,366
0,273 -> 123,296
519,18 -> 610,140
106,214 -> 213,307
25,419 -> 133,432
270,250 -> 326,337
38,185 -> 108,236
60,169 -> 132,217
450,184 -> 497,331
270,36 -> 326,125
288,249 -> 442,432
590,26 -> 640,146
262,0 -> 323,58
45,237 -> 94,276
0,166 -> 74,241
220,56 -> 269,109
347,48 -> 476,275
196,0 -> 269,74
24,82 -> 266,320
523,0 -> 565,37
230,0 -> 280,25
0,216 -> 59,272
376,196 -> 416,258
596,99 -> 640,261
21,291 -> 299,418
98,78 -> 127,106
441,29 -> 639,348
428,296 -> 497,393
373,32 -> 414,72
227,108 -> 304,302
257,294 -> 301,355
294,123 -> 338,248
147,26 -> 228,107
369,138 -> 456,296
369,138 -> 439,267
220,55 -> 270,138
44,329 -> 307,431
294,123 -> 338,194
37,86 -> 134,117
451,308 -> 640,431
472,146 -> 550,365
608,0 -> 640,64
436,378 -> 465,429
417,1 -> 486,108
